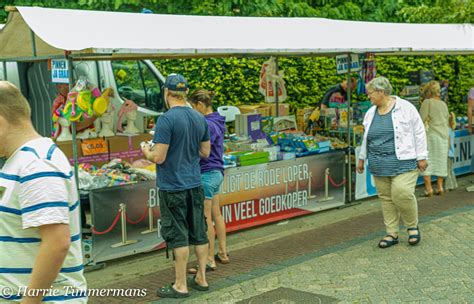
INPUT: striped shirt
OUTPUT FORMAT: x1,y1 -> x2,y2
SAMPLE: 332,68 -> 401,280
367,109 -> 417,176
0,138 -> 87,303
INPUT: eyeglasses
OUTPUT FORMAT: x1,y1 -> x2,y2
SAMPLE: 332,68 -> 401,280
367,90 -> 378,96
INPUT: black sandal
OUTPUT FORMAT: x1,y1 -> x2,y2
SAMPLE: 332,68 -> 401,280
215,253 -> 230,264
407,227 -> 421,246
156,284 -> 189,298
188,263 -> 216,274
378,235 -> 399,249
187,275 -> 209,291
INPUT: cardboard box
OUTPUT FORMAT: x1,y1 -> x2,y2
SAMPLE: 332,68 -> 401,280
266,103 -> 290,117
297,107 -> 314,118
238,105 -> 271,117
238,103 -> 289,117
272,115 -> 297,132
56,133 -> 152,167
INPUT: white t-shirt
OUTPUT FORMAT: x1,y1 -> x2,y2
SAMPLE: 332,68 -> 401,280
0,138 -> 87,303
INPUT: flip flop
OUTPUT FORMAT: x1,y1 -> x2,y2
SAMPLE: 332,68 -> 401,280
156,284 -> 189,298
187,276 -> 209,291
215,253 -> 230,264
188,263 -> 216,274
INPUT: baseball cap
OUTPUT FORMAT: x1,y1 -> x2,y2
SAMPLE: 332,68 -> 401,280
164,73 -> 188,91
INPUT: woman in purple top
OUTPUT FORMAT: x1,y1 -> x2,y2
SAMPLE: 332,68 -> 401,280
189,89 -> 229,271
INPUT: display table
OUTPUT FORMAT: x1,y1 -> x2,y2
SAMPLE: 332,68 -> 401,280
85,151 -> 347,264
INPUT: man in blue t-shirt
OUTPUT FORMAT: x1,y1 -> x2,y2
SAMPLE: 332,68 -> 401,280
142,74 -> 211,298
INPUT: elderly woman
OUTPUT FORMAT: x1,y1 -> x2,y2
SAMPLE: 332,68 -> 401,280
419,81 -> 450,196
357,76 -> 427,248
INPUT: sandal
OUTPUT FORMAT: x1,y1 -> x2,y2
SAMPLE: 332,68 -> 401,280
423,190 -> 433,197
187,275 -> 209,291
435,189 -> 445,196
215,253 -> 230,264
378,235 -> 399,249
188,263 -> 216,274
156,284 -> 189,298
407,227 -> 421,246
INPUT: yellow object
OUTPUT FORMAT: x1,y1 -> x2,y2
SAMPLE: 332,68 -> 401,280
116,69 -> 127,82
93,88 -> 111,116
77,91 -> 92,111
63,102 -> 83,121
309,106 -> 320,122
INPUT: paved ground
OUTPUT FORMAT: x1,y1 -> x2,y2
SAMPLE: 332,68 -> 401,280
87,175 -> 474,303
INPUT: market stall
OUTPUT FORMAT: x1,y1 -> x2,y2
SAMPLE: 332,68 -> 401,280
1,6 -> 472,266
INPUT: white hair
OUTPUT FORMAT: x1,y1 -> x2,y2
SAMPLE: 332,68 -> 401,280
366,76 -> 393,96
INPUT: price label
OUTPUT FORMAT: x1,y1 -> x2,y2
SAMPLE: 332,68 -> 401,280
81,138 -> 108,156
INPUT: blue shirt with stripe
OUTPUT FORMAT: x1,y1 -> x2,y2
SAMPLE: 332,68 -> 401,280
367,109 -> 417,176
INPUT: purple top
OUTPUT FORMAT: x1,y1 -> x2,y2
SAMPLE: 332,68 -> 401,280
200,112 -> 226,174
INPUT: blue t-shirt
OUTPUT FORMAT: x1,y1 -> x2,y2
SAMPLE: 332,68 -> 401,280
153,106 -> 210,191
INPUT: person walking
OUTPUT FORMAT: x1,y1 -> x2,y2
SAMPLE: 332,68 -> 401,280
419,81 -> 450,196
142,74 -> 211,298
0,81 -> 87,303
188,90 -> 229,273
357,76 -> 427,248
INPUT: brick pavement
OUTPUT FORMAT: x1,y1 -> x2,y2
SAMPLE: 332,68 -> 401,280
184,207 -> 474,303
90,181 -> 474,303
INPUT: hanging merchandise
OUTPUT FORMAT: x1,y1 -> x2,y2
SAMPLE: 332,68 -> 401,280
50,77 -> 114,141
358,53 -> 376,95
258,57 -> 287,103
51,93 -> 66,139
93,88 -> 113,116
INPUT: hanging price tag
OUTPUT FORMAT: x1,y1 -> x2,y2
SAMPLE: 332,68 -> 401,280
81,138 -> 108,156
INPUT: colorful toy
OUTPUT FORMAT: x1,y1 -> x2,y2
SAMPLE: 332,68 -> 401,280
77,90 -> 94,118
93,88 -> 112,116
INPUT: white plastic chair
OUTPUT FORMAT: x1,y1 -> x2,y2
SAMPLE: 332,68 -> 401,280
218,106 -> 241,122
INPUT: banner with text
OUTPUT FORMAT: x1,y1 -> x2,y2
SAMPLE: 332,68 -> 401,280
355,130 -> 474,200
220,151 -> 346,231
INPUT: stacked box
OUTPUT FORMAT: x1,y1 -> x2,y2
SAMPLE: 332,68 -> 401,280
296,107 -> 314,131
238,104 -> 271,117
229,151 -> 270,166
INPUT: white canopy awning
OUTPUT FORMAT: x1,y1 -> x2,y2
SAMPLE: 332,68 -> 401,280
0,6 -> 472,61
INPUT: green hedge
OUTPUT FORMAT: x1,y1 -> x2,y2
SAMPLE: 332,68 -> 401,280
154,54 -> 474,115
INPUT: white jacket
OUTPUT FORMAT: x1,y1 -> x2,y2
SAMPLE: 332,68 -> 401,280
359,96 -> 427,161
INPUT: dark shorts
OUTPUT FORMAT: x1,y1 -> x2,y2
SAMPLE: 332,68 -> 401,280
159,186 -> 208,249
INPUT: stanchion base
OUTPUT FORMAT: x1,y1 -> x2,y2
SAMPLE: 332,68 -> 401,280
319,196 -> 334,202
111,240 -> 138,248
308,195 -> 317,199
141,228 -> 158,235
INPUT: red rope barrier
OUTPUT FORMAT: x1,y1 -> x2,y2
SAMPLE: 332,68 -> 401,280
92,211 -> 122,235
125,207 -> 148,225
328,175 -> 346,187
316,179 -> 325,188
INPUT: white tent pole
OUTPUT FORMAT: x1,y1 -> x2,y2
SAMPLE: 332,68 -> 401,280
30,29 -> 37,57
67,56 -> 79,190
346,53 -> 352,203
2,62 -> 7,80
275,57 -> 280,116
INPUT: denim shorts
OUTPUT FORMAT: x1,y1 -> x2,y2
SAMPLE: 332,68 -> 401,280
201,170 -> 224,199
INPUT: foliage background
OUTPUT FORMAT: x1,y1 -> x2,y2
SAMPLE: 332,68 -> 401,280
1,0 -> 473,114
